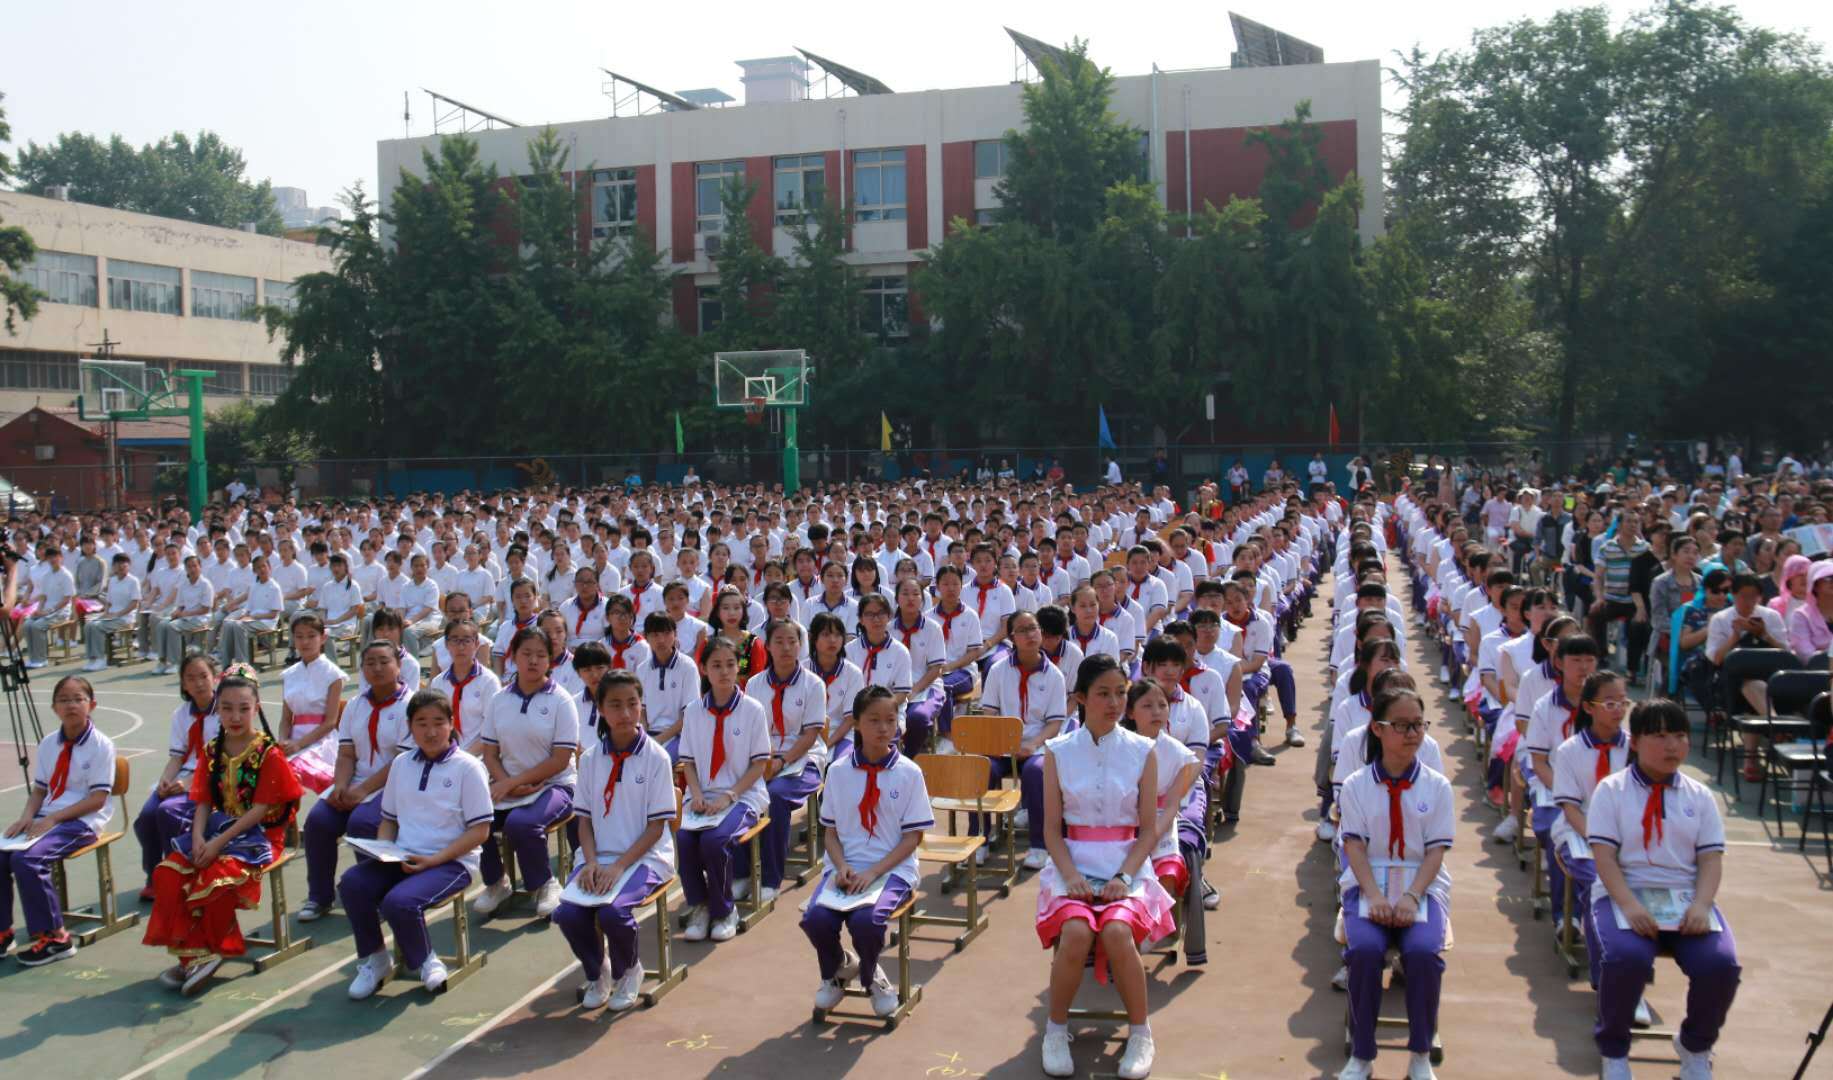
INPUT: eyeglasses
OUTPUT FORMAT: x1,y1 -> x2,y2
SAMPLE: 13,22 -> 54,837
52,696 -> 92,707
1379,721 -> 1429,735
1587,698 -> 1630,712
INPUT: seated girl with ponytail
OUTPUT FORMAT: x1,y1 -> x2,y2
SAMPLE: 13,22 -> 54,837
1548,669 -> 1631,994
1121,678 -> 1209,966
142,666 -> 303,996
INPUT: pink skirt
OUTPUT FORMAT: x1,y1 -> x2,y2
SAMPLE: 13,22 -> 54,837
1151,854 -> 1188,898
287,715 -> 336,793
1035,873 -> 1177,984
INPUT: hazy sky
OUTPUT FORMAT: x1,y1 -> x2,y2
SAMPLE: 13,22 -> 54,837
5,0 -> 1829,208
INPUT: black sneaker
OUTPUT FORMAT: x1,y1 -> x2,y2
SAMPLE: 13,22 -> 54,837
17,931 -> 77,967
1250,746 -> 1277,766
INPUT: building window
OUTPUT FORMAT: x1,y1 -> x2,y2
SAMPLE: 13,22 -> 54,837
974,209 -> 998,227
192,270 -> 259,321
593,168 -> 639,238
696,160 -> 745,234
974,140 -> 1011,179
862,276 -> 909,339
22,250 -> 98,307
773,154 -> 825,225
106,259 -> 183,315
249,365 -> 291,398
696,287 -> 722,334
0,350 -> 81,391
853,149 -> 907,222
263,280 -> 297,314
158,358 -> 245,396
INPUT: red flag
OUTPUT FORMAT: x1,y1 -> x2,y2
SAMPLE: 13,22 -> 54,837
1328,404 -> 1341,449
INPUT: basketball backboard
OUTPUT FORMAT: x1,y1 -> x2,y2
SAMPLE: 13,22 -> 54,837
78,358 -> 165,420
713,349 -> 810,408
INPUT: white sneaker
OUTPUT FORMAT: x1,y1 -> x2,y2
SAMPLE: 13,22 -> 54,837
347,951 -> 392,1000
1632,995 -> 1652,1028
1041,1029 -> 1075,1077
297,898 -> 332,922
580,968 -> 612,1009
1202,880 -> 1220,910
1336,1057 -> 1374,1080
758,886 -> 779,905
1012,808 -> 1030,830
534,878 -> 562,918
1406,1051 -> 1438,1080
1674,1035 -> 1714,1079
473,879 -> 513,916
868,965 -> 899,1017
180,954 -> 222,997
1599,1057 -> 1632,1080
24,660 -> 46,670
814,976 -> 847,1010
1316,820 -> 1337,842
1331,964 -> 1350,991
1492,816 -> 1520,843
1118,1030 -> 1156,1079
83,659 -> 107,672
1285,728 -> 1306,748
836,948 -> 860,983
973,844 -> 990,866
681,906 -> 710,941
420,955 -> 449,992
1023,848 -> 1050,871
732,878 -> 752,901
607,965 -> 644,1012
936,738 -> 956,756
151,663 -> 170,676
710,909 -> 739,941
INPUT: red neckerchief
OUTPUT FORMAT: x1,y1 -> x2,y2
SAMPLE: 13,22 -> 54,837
1639,765 -> 1669,849
185,697 -> 214,762
860,634 -> 890,684
1128,576 -> 1147,602
1380,763 -> 1413,860
601,731 -> 641,815
767,666 -> 798,738
630,585 -> 648,620
1179,666 -> 1200,693
47,724 -> 89,800
1039,565 -> 1055,586
1556,686 -> 1580,740
935,603 -> 963,643
574,596 -> 600,638
609,632 -> 643,669
365,683 -> 407,762
857,747 -> 896,834
811,657 -> 844,688
1226,609 -> 1252,631
445,663 -> 480,736
1073,623 -> 1099,652
1017,656 -> 1046,719
974,579 -> 995,618
705,692 -> 739,780
1591,729 -> 1621,784
894,614 -> 923,651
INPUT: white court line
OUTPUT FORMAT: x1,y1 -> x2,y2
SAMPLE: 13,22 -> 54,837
115,888 -> 484,1080
400,960 -> 581,1080
0,704 -> 147,795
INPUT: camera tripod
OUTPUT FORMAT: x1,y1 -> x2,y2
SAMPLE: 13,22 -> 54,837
0,603 -> 45,787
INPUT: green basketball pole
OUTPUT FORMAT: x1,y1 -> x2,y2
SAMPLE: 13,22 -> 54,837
784,409 -> 800,494
177,370 -> 208,517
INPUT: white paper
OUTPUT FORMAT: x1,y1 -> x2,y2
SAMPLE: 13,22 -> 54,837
493,790 -> 541,810
1612,887 -> 1723,933
0,830 -> 43,852
678,806 -> 729,832
1532,786 -> 1555,809
816,872 -> 889,913
346,837 -> 413,863
558,864 -> 641,908
1357,864 -> 1429,924
1564,834 -> 1593,861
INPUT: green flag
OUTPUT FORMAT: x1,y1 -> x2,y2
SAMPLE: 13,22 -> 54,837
674,411 -> 685,454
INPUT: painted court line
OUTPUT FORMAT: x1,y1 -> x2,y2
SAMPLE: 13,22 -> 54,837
401,960 -> 582,1080
0,705 -> 147,794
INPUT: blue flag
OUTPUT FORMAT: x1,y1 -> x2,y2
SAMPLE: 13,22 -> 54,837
1097,405 -> 1117,451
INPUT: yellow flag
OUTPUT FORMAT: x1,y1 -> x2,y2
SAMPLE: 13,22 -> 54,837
880,412 -> 893,452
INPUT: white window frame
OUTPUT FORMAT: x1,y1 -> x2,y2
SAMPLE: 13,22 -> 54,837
696,286 -> 723,334
696,160 -> 745,234
862,275 -> 910,339
592,168 -> 639,239
974,140 -> 1010,179
24,250 -> 98,307
773,154 -> 826,226
191,270 -> 258,322
853,149 -> 907,222
106,259 -> 183,316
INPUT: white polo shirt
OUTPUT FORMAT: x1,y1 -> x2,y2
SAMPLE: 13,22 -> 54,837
339,684 -> 414,787
1122,573 -> 1168,619
1099,604 -> 1140,655
636,650 -> 698,736
101,572 -> 141,617
679,692 -> 771,813
32,724 -> 117,833
317,577 -> 363,623
964,578 -> 1016,643
979,655 -> 1067,743
431,662 -> 500,752
745,666 -> 828,771
481,679 -> 581,794
1524,685 -> 1583,763
561,595 -> 609,647
379,745 -> 494,875
819,747 -> 933,887
927,604 -> 982,669
400,577 -> 441,620
844,635 -> 913,696
1550,727 -> 1630,848
1165,690 -> 1209,752
799,592 -> 858,633
1335,759 -> 1455,905
889,613 -> 945,673
576,730 -> 677,880
1332,725 -> 1446,791
1067,623 -> 1123,669
808,657 -> 866,740
622,583 -> 665,623
1586,764 -> 1725,904
165,700 -> 220,783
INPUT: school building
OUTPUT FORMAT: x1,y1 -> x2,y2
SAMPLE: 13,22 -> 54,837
375,37 -> 1382,340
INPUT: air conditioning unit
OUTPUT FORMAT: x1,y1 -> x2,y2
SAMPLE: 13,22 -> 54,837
101,387 -> 130,414
703,233 -> 723,258
33,444 -> 54,462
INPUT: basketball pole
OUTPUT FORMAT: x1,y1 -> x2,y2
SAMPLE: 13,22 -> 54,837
784,409 -> 800,494
174,370 -> 210,517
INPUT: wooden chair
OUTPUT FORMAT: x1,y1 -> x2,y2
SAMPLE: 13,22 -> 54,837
909,754 -> 990,952
1551,845 -> 1588,980
782,784 -> 825,888
732,815 -> 774,932
492,812 -> 576,915
251,626 -> 285,671
393,887 -> 488,993
810,891 -> 922,1028
49,615 -> 79,661
179,626 -> 210,659
50,757 -> 139,946
573,874 -> 690,1009
223,849 -> 315,972
1343,952 -> 1447,1066
1524,789 -> 1549,920
936,714 -> 1024,896
104,625 -> 139,666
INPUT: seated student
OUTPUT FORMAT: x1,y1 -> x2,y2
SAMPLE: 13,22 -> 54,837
697,585 -> 768,692
1037,603 -> 1086,689
1223,576 -> 1297,761
369,608 -> 423,692
635,611 -> 697,760
979,611 -> 1069,871
142,669 -> 302,994
927,565 -> 985,750
135,654 -> 221,900
805,613 -> 865,757
801,684 -> 934,1017
740,620 -> 827,905
1,676 -> 117,966
278,613 -> 348,794
1330,671 -> 1447,857
474,626 -> 581,918
561,566 -> 610,649
801,559 -> 858,630
299,641 -> 412,922
603,595 -> 649,671
570,643 -> 613,737
492,579 -> 543,675
1549,670 -> 1633,995
216,555 -> 284,667
890,577 -> 948,748
844,594 -> 917,750
398,553 -> 444,656
1321,639 -> 1404,838
555,670 -> 678,1012
152,554 -> 215,676
538,608 -> 586,704
1514,634 -> 1603,848
430,617 -> 499,753
1035,653 -> 1171,1080
677,637 -> 771,943
1336,685 -> 1452,1080
315,553 -> 366,641
428,591 -> 477,679
1122,679 -> 1208,965
1588,699 -> 1739,1080
81,553 -> 141,672
340,689 -> 492,998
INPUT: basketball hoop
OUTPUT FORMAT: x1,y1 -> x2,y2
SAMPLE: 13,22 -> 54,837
744,397 -> 767,426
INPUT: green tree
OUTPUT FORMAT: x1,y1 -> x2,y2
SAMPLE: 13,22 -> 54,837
0,92 -> 40,332
996,40 -> 1145,242
17,128 -> 283,234
204,399 -> 318,489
